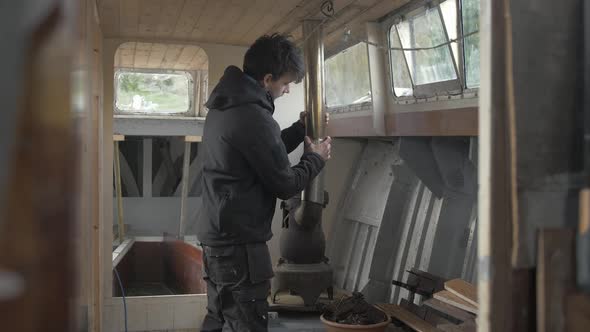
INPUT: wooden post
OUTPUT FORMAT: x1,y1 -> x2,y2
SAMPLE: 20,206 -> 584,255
478,0 -> 515,330
178,136 -> 200,237
537,229 -> 575,332
143,138 -> 152,197
113,135 -> 125,242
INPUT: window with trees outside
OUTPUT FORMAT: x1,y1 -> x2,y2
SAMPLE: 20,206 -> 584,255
325,42 -> 372,107
115,70 -> 193,115
389,0 -> 480,98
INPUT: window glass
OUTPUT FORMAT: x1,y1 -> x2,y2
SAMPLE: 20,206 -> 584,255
116,71 -> 190,114
396,6 -> 457,85
325,43 -> 372,107
440,0 -> 459,66
462,0 -> 480,88
389,26 -> 414,97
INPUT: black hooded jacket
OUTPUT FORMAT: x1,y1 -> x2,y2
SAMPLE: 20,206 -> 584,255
196,66 -> 325,246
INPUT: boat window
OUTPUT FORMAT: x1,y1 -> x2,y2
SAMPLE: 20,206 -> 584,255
325,42 -> 372,107
115,70 -> 192,115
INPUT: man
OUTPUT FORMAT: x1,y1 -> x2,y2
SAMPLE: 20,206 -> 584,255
197,33 -> 331,332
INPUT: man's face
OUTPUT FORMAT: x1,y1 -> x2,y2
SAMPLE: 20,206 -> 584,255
262,72 -> 296,100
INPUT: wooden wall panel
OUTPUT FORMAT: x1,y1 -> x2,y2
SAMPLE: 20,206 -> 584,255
114,43 -> 208,71
100,0 -> 410,47
119,0 -> 139,37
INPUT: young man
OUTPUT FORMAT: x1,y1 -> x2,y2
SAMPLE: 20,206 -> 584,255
197,34 -> 331,331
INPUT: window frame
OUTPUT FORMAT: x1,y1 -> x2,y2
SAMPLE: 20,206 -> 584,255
114,68 -> 195,117
385,0 -> 477,101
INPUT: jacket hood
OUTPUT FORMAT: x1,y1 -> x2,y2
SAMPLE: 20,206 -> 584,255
204,66 -> 274,113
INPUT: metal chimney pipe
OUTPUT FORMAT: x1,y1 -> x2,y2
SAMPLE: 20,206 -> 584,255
300,19 -> 326,213
273,20 -> 333,303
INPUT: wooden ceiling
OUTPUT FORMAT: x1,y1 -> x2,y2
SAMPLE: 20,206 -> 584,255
114,42 -> 208,70
98,0 -> 409,47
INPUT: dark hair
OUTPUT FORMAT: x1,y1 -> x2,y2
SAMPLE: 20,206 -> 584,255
243,33 -> 305,83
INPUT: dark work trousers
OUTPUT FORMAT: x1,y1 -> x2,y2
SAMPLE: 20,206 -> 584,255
200,243 -> 274,332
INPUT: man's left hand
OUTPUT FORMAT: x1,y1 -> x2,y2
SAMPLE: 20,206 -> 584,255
299,111 -> 329,126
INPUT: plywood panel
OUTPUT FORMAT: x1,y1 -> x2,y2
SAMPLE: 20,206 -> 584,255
236,0 -> 281,44
101,0 -> 409,46
423,299 -> 475,323
207,0 -> 249,44
190,0 -> 227,42
537,229 -> 575,332
273,0 -> 327,37
376,304 -> 441,332
444,279 -> 477,307
172,0 -> 208,39
138,0 -> 162,37
433,291 -> 478,315
156,0 -> 185,38
119,0 -> 140,37
223,0 -> 276,45
99,0 -> 120,36
115,43 -> 207,70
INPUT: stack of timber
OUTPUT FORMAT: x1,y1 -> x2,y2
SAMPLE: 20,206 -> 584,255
377,271 -> 477,332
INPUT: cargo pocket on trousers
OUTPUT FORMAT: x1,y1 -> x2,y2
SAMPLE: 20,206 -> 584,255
234,281 -> 270,327
204,245 -> 244,285
245,243 -> 274,284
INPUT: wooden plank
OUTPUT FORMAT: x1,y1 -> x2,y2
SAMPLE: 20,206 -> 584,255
474,0 -> 514,329
172,0 -> 208,39
222,0 -> 268,45
437,322 -> 476,332
565,294 -> 590,332
376,304 -> 442,332
175,45 -> 199,70
444,279 -> 477,307
190,0 -> 227,42
433,291 -> 478,315
178,142 -> 191,237
98,0 -> 120,36
209,0 -> 250,44
423,299 -> 475,323
537,229 -> 575,332
160,44 -> 184,69
0,5 -> 78,330
119,0 -> 139,37
185,135 -> 202,142
155,0 -> 185,38
137,0 -> 162,38
190,49 -> 208,71
146,43 -> 167,69
113,134 -> 125,141
511,269 -> 536,332
400,299 -> 452,326
239,0 -> 294,46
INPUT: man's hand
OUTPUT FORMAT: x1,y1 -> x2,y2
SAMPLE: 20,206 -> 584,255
299,111 -> 329,126
304,136 -> 332,161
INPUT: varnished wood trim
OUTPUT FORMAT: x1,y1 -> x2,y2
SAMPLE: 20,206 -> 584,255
386,107 -> 478,136
327,107 -> 478,137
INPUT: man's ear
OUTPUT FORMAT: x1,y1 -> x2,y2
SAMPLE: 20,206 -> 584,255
261,73 -> 273,89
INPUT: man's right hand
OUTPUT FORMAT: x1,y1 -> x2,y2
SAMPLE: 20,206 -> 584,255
304,136 -> 332,161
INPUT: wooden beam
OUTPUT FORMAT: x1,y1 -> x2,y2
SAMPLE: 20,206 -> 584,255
113,134 -> 125,141
423,299 -> 475,323
444,279 -> 477,307
537,229 -> 575,332
185,135 -> 202,142
178,141 -> 191,237
477,0 -> 515,330
433,291 -> 478,315
565,294 -> 590,332
113,141 -> 125,242
376,303 -> 442,332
